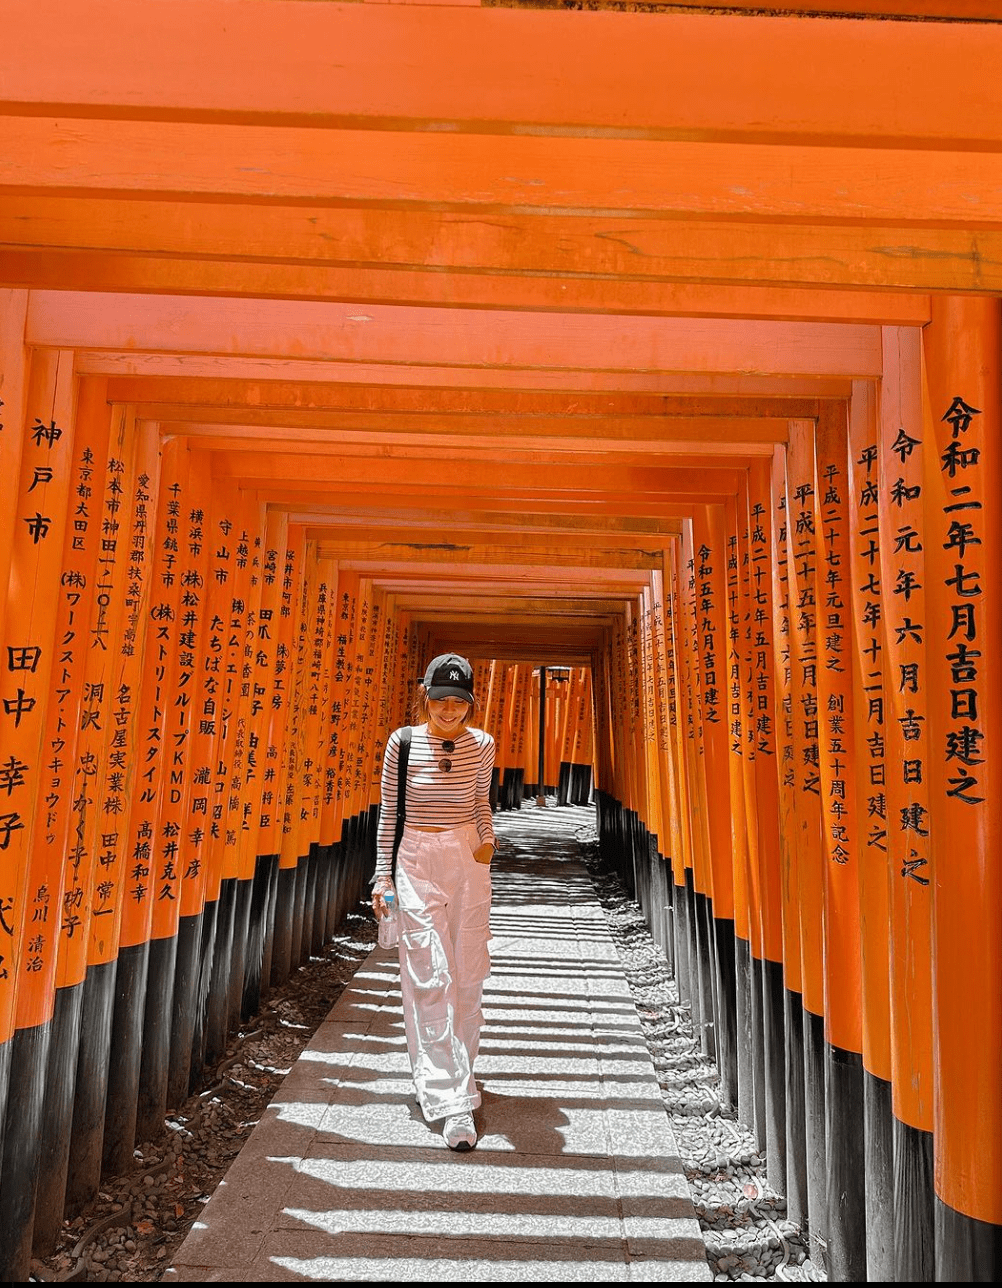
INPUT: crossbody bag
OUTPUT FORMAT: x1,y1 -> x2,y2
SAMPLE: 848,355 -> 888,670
390,726 -> 412,881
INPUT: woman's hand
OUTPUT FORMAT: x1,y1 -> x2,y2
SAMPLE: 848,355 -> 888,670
372,876 -> 394,918
473,843 -> 494,865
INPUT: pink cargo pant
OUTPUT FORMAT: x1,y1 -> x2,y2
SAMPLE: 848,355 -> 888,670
394,823 -> 492,1122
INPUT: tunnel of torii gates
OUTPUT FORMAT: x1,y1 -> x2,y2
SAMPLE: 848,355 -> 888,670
3,0 -> 1002,1284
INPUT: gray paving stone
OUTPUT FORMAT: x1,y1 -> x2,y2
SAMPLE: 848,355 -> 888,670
241,1230 -> 632,1281
169,820 -> 710,1283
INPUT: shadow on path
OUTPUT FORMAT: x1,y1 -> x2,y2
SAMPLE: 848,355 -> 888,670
166,803 -> 710,1283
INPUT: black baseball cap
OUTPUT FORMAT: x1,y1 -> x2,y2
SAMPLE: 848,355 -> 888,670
423,653 -> 475,704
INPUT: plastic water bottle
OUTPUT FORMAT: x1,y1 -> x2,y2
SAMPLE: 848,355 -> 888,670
378,889 -> 399,949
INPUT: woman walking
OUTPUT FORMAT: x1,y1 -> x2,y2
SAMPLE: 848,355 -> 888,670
372,653 -> 497,1151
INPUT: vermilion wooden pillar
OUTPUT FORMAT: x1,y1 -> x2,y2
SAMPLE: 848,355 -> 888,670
922,296 -> 1002,1281
35,390 -> 133,1256
167,457 -> 228,1104
0,361 -> 93,1280
677,521 -> 715,1063
137,450 -> 214,1143
878,326 -> 936,1282
239,507 -> 288,1010
0,352 -> 77,1270
785,420 -> 827,1264
847,379 -> 895,1282
65,417 -> 159,1211
748,457 -> 786,1196
813,402 -> 866,1282
275,541 -> 319,982
102,436 -> 190,1175
770,442 -> 808,1234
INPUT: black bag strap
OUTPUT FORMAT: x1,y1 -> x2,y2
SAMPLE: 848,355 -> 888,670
391,726 -> 412,881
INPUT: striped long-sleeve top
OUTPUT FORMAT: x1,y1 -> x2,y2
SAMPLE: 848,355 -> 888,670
375,724 -> 497,880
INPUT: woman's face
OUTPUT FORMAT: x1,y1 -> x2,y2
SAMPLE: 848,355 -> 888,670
426,696 -> 472,739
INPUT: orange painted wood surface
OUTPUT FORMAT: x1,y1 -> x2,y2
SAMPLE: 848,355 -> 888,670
8,118 -> 1002,233
878,326 -> 934,1133
922,295 -> 1002,1225
5,2 -> 1002,150
23,294 -> 884,380
0,350 -> 76,1036
847,381 -> 893,1086
813,405 -> 863,1056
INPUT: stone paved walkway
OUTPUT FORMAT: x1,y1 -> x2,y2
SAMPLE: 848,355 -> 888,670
166,804 -> 710,1282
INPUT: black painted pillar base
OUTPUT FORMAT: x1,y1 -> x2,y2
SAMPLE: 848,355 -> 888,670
734,936 -> 755,1131
227,877 -> 253,1036
863,1069 -> 894,1282
622,809 -> 637,897
103,939 -> 151,1175
749,954 -> 767,1151
825,1043 -> 866,1282
692,890 -> 716,1061
311,844 -> 332,957
783,988 -> 809,1230
34,981 -> 84,1254
66,958 -> 117,1211
167,912 -> 202,1108
761,959 -> 786,1194
0,1020 -> 52,1279
0,1034 -> 10,1167
935,1195 -> 1002,1282
658,861 -> 675,975
205,878 -> 236,1070
804,1008 -> 828,1269
300,847 -> 319,964
893,1116 -> 934,1281
674,874 -> 693,1009
188,898 -> 218,1094
243,855 -> 276,1020
270,864 -> 295,988
262,852 -> 281,991
711,915 -> 737,1107
289,857 -> 308,972
136,933 -> 178,1146
326,843 -> 344,943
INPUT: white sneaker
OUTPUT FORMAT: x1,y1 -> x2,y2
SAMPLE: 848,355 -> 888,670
442,1112 -> 477,1152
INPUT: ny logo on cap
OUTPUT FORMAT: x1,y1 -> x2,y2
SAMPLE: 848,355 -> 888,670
449,669 -> 461,680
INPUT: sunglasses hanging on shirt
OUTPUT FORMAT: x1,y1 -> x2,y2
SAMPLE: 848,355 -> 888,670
439,739 -> 455,773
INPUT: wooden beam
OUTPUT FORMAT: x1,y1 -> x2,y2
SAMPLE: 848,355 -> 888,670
164,424 -> 780,460
316,542 -> 660,570
341,560 -> 654,585
390,596 -> 629,616
25,293 -> 883,378
0,248 -> 933,326
5,118 -> 1002,229
80,352 -> 853,399
209,449 -> 747,496
146,407 -> 791,443
264,500 -> 684,538
4,199 -> 998,294
281,504 -> 684,538
258,482 -> 732,519
4,2 -> 1001,148
104,379 -> 826,418
310,531 -> 669,563
377,575 -> 646,596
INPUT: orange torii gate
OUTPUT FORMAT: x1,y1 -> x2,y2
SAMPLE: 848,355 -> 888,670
2,2 -> 1002,1284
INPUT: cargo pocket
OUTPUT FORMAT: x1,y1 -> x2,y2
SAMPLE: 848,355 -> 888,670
456,897 -> 492,985
401,926 -> 452,1016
